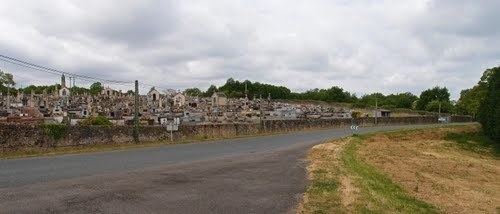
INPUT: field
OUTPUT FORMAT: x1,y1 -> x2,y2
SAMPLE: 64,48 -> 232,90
299,124 -> 499,213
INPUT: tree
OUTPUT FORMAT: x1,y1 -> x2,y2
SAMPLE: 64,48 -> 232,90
89,82 -> 103,95
70,86 -> 90,95
455,87 -> 486,117
18,84 -> 59,95
355,93 -> 385,108
218,78 -> 292,99
455,69 -> 494,117
353,92 -> 417,109
416,86 -> 450,110
425,100 -> 453,113
0,70 -> 15,86
324,86 -> 355,102
0,70 -> 15,96
477,66 -> 499,142
184,88 -> 202,97
291,86 -> 355,102
385,92 -> 418,109
204,85 -> 218,97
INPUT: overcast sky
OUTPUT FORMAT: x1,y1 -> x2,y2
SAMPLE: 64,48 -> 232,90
1,0 -> 499,99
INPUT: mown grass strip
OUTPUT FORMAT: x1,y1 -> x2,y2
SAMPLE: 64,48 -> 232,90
303,150 -> 345,214
342,136 -> 439,213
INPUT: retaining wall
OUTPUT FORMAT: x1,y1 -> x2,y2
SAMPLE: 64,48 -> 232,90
0,116 -> 473,152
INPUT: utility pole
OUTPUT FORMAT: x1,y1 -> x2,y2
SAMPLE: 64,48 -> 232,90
133,80 -> 139,143
244,82 -> 248,99
6,80 -> 10,109
374,97 -> 378,125
438,101 -> 441,123
260,95 -> 264,133
6,83 -> 10,110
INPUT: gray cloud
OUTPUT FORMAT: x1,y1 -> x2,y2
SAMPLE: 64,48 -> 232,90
0,0 -> 499,99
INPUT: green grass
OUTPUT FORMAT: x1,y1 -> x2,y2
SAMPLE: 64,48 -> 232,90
303,149 -> 345,213
444,130 -> 499,157
302,124 -> 487,213
342,136 -> 439,213
306,171 -> 344,213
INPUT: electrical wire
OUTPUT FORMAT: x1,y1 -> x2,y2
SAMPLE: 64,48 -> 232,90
0,54 -> 171,91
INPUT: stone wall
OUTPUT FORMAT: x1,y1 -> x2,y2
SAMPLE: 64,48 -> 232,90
450,115 -> 474,123
0,115 -> 473,152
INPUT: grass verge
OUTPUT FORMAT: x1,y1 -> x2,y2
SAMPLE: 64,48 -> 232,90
300,123 -> 499,213
342,136 -> 438,213
444,130 -> 499,157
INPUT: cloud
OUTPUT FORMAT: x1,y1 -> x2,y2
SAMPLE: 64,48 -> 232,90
0,0 -> 498,99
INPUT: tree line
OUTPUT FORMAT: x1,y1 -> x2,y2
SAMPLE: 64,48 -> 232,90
184,78 -> 454,112
459,67 -> 499,143
0,72 -> 462,114
1,68 -> 496,121
2,66 -> 498,142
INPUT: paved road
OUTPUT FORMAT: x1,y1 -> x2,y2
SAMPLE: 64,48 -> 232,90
0,124 -> 435,213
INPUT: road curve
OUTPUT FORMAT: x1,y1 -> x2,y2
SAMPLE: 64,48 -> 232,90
0,124 -> 436,213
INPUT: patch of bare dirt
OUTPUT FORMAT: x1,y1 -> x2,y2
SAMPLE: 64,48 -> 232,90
358,126 -> 500,214
339,175 -> 359,209
299,139 -> 360,213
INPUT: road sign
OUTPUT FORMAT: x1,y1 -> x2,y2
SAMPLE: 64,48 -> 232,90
350,125 -> 359,130
165,117 -> 181,142
166,124 -> 178,131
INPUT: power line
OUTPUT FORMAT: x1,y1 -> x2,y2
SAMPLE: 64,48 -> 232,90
0,54 -> 171,91
0,57 -> 131,87
0,57 -> 62,76
0,54 -> 134,86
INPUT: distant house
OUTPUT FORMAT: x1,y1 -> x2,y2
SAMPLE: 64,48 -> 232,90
211,92 -> 227,107
374,109 -> 391,117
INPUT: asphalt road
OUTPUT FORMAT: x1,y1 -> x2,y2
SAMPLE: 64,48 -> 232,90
0,124 -> 436,213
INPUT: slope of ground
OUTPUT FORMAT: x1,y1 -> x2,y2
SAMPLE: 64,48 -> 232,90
300,124 -> 499,213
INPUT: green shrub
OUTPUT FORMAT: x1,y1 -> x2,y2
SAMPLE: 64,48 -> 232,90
351,111 -> 362,118
445,131 -> 499,156
41,124 -> 68,141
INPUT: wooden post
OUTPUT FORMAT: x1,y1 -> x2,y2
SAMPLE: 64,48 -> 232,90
374,98 -> 378,125
133,80 -> 139,143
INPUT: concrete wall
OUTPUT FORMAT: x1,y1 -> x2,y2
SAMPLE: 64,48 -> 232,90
0,116 -> 472,152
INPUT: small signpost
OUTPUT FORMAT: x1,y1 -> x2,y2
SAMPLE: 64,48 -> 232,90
165,118 -> 180,141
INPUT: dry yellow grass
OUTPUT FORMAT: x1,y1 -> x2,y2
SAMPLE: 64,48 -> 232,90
300,124 -> 499,214
299,139 -> 352,213
359,125 -> 500,213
